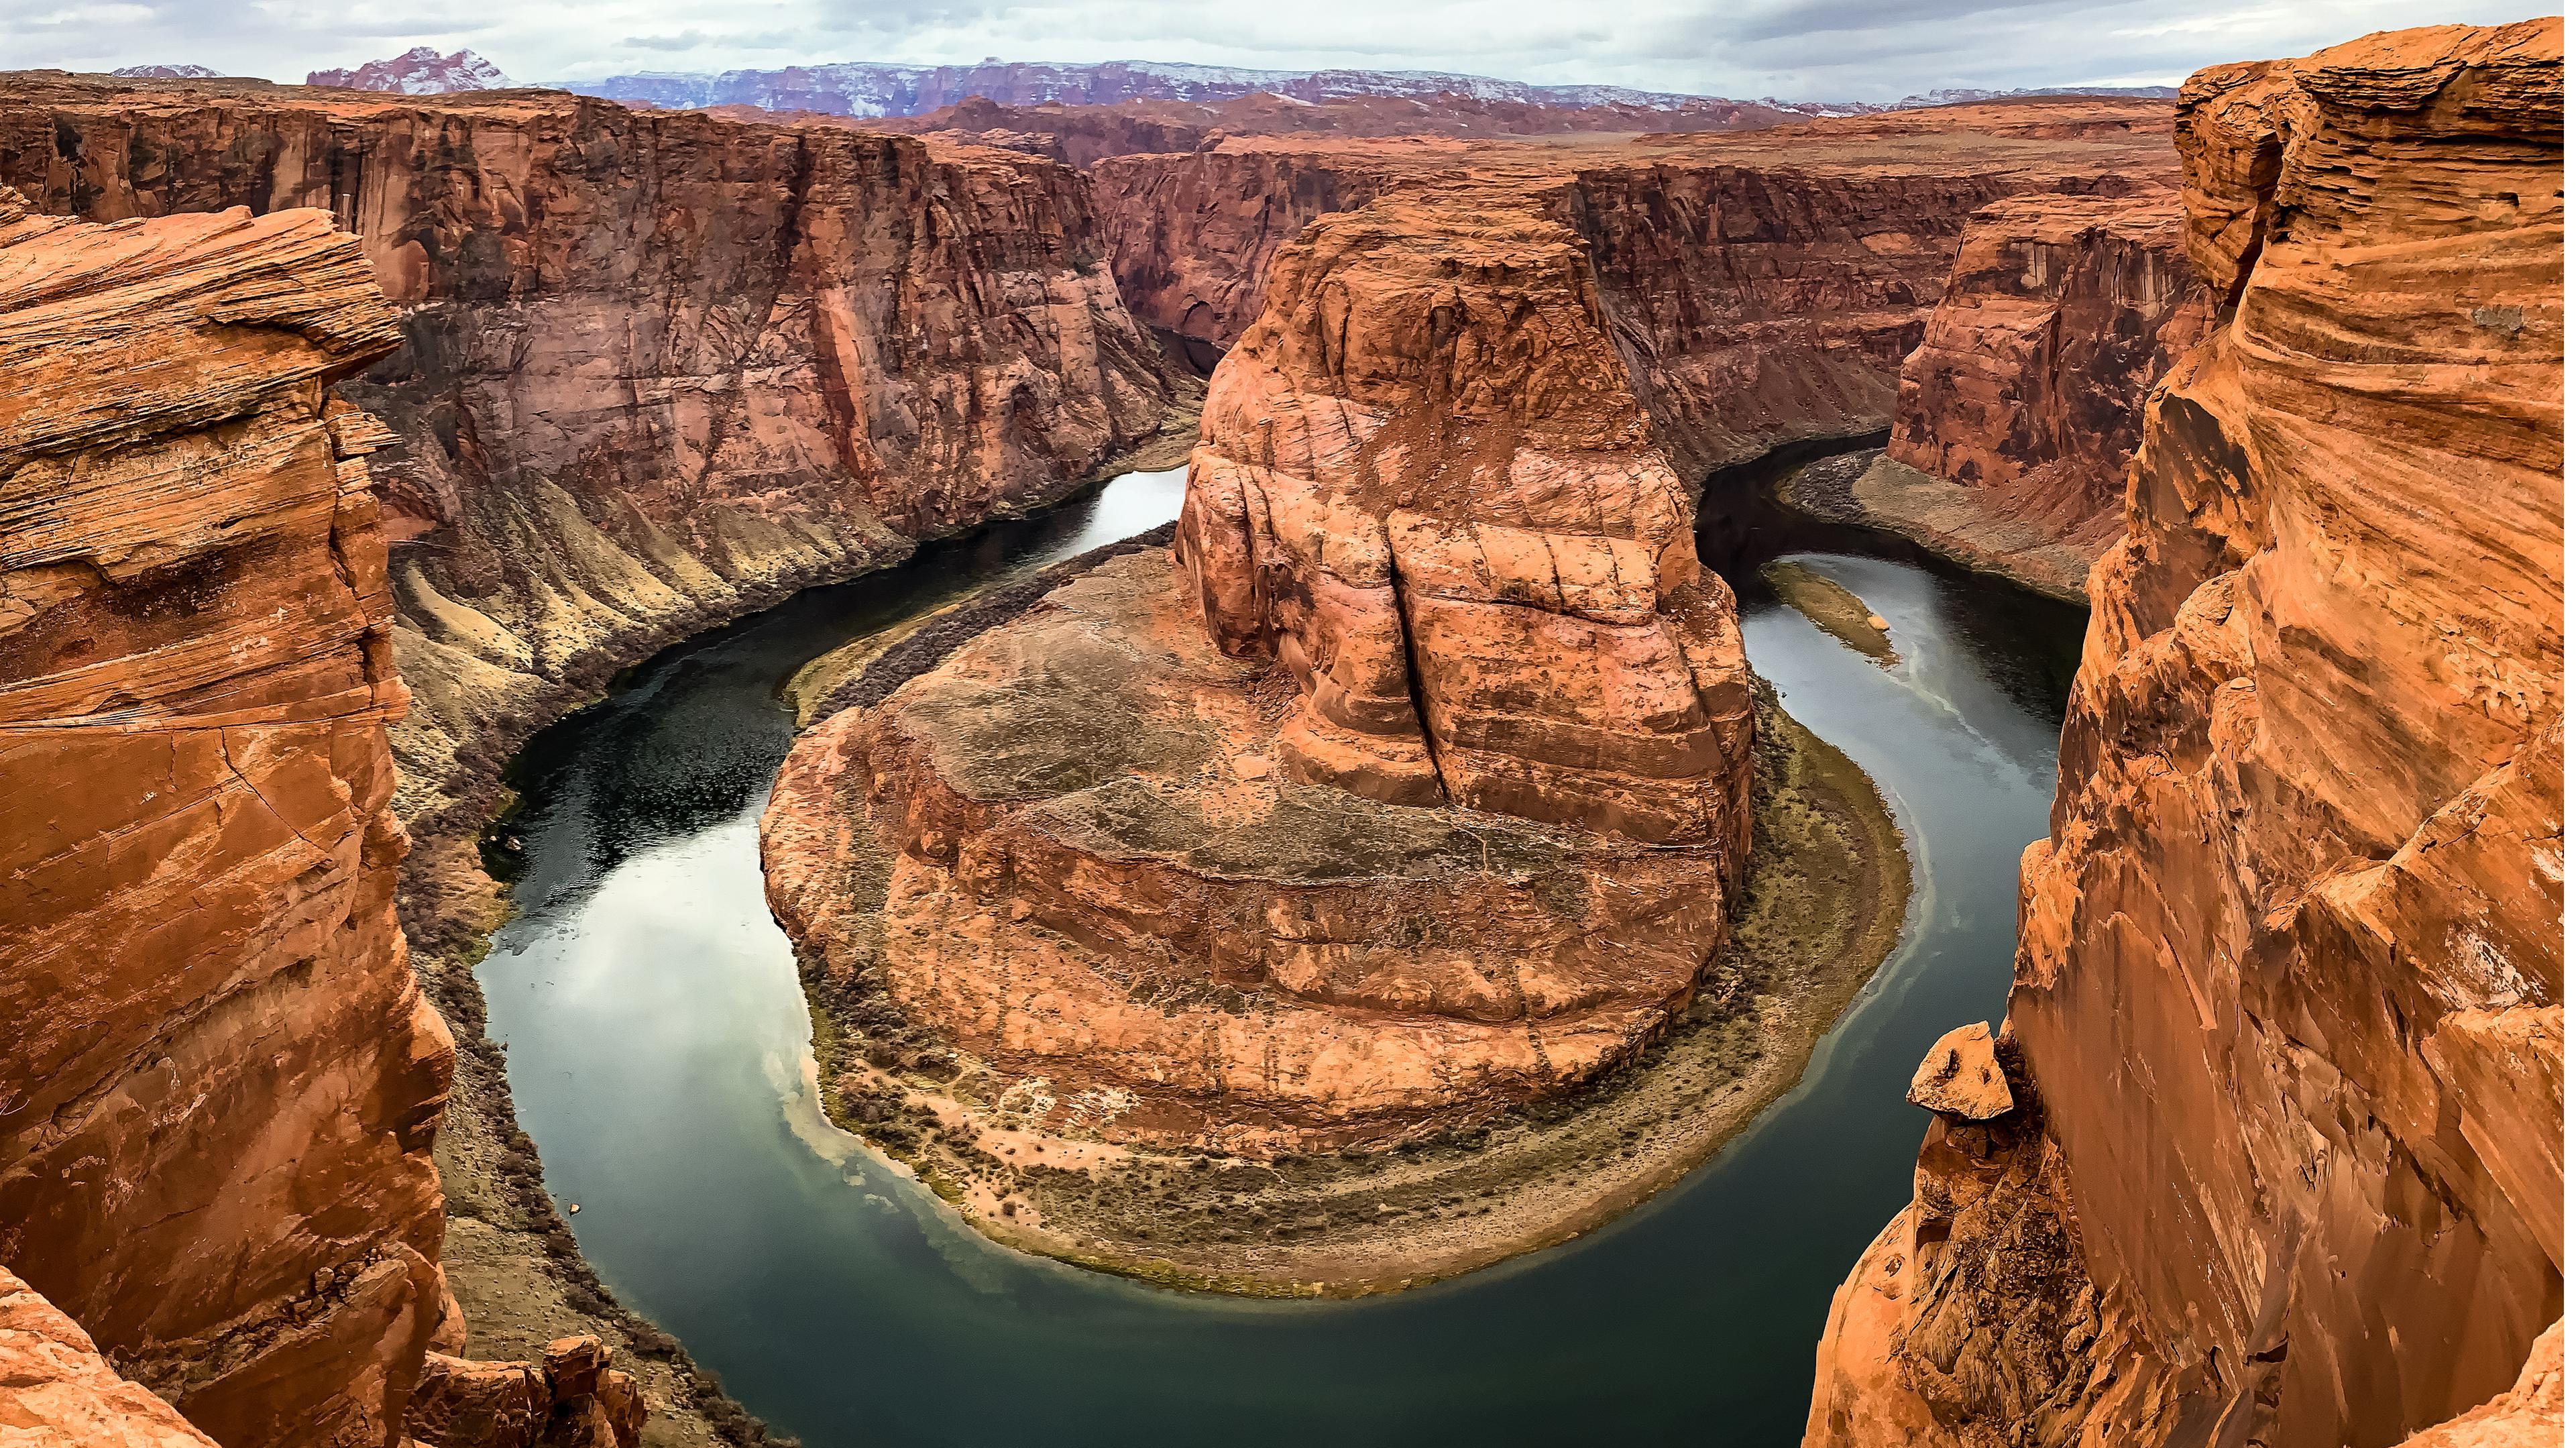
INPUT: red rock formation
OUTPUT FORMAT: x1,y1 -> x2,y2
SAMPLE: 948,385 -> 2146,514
1809,20 -> 2563,1447
767,549 -> 1737,1151
406,1337 -> 642,1448
1090,100 -> 2182,463
0,1268 -> 220,1447
1178,182 -> 1756,843
0,72 -> 1182,863
765,97 -> 2192,1162
1879,189 -> 2217,569
0,190 -> 448,1444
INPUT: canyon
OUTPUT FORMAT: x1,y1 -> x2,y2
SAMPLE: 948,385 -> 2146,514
0,17 -> 2558,1446
1806,18 -> 2564,1448
753,97 -> 2198,1285
1,68 -> 1186,1447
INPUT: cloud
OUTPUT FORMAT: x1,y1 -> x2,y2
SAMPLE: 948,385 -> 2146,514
0,0 -> 2555,97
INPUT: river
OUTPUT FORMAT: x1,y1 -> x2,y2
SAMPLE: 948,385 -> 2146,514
474,459 -> 2084,1446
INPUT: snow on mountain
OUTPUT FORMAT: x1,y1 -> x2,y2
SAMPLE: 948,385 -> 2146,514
559,60 -> 1753,117
307,46 -> 514,95
111,64 -> 219,79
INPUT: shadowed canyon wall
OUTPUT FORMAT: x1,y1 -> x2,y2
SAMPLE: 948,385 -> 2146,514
1877,190 -> 2218,572
0,190 -> 449,1445
1807,19 -> 2564,1447
0,75 -> 1182,928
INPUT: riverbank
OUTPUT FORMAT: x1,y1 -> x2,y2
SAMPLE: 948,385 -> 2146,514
775,539 -> 1911,1292
1777,451 -> 2098,604
411,410 -> 1202,1448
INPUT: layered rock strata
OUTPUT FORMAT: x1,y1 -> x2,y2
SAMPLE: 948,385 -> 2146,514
1090,98 -> 2182,468
0,192 -> 445,1444
1870,189 -> 2218,592
771,180 -> 1762,1148
0,72 -> 1182,873
0,1267 -> 221,1447
1809,20 -> 2565,1447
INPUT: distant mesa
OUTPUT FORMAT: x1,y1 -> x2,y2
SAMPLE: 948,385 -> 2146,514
307,45 -> 512,94
109,63 -> 219,78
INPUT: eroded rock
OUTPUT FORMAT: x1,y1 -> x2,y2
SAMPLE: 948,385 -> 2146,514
1905,1023 -> 2013,1121
0,190 -> 446,1444
1809,21 -> 2564,1447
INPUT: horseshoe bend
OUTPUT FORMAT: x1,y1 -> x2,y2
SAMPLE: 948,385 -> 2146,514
0,13 -> 2564,1448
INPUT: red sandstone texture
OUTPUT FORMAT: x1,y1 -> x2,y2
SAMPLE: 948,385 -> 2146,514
1808,21 -> 2564,1447
0,1267 -> 219,1447
0,188 -> 659,1448
0,72 -> 1183,854
1879,188 -> 2217,565
0,190 -> 446,1443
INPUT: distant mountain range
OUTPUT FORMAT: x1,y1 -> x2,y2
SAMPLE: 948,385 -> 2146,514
286,47 -> 2176,117
110,64 -> 219,78
307,46 -> 513,95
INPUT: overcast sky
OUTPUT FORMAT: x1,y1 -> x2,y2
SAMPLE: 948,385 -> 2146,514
4,0 -> 2557,101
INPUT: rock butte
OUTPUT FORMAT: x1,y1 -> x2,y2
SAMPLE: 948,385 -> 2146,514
761,98 -> 2186,1156
1807,19 -> 2564,1447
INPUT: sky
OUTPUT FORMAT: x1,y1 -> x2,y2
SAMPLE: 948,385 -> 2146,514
1,0 -> 2557,101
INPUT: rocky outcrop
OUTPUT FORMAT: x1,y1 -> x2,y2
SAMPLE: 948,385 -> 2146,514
1877,190 -> 2217,582
0,1268 -> 219,1447
767,170 -> 1764,1154
0,72 -> 1183,929
406,1337 -> 642,1448
1178,183 -> 1760,844
1809,20 -> 2564,1447
0,191 -> 449,1443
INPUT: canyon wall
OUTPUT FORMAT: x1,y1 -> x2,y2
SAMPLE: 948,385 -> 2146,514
1808,20 -> 2564,1447
0,75 -> 1182,907
1879,190 -> 2217,565
1090,140 -> 1400,365
1090,100 -> 2181,465
0,191 -> 449,1445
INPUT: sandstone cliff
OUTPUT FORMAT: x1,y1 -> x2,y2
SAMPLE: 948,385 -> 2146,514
0,190 -> 445,1445
0,74 -> 1183,920
1868,190 -> 2217,595
1808,21 -> 2564,1447
1090,99 -> 2182,474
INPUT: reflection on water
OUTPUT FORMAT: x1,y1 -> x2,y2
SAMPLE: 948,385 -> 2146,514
478,461 -> 2082,1447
